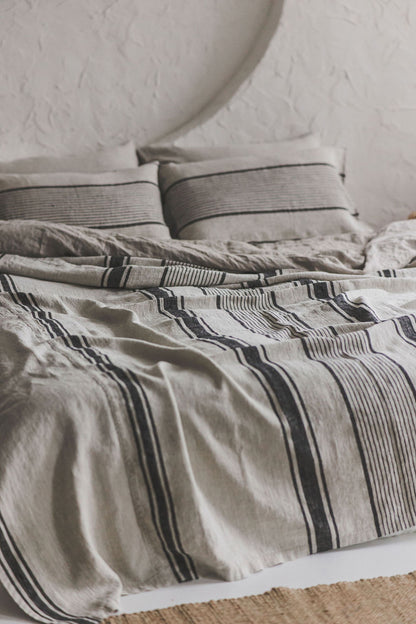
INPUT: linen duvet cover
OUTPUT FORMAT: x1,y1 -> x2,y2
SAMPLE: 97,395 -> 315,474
0,219 -> 415,623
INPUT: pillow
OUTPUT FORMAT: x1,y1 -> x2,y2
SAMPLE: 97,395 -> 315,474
137,133 -> 321,164
0,141 -> 138,174
0,163 -> 171,238
159,147 -> 366,242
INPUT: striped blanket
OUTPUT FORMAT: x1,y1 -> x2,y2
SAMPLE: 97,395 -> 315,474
0,219 -> 415,623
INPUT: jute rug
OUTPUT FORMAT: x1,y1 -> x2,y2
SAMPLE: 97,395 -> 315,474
102,571 -> 416,624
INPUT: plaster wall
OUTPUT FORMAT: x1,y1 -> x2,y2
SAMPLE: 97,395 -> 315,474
0,0 -> 271,155
1,0 -> 415,226
183,1 -> 416,226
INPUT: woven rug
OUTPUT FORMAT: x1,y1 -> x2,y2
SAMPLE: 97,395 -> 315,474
102,572 -> 416,624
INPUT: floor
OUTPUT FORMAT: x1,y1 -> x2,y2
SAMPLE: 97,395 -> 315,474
2,532 -> 416,623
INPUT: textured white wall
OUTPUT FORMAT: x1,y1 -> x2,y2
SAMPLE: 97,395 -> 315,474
183,1 -> 416,227
0,0 -> 271,155
1,0 -> 415,227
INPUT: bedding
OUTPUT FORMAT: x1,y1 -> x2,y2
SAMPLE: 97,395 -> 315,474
1,218 -> 416,623
137,133 -> 321,164
0,141 -> 138,174
0,164 -> 171,238
159,147 -> 367,241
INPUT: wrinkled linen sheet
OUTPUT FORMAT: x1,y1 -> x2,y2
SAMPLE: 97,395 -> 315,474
0,219 -> 416,622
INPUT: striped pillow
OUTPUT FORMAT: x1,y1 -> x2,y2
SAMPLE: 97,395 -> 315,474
0,163 -> 171,238
159,147 -> 366,242
0,141 -> 138,174
138,133 -> 320,164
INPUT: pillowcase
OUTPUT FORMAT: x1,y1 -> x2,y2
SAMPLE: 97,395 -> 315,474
0,163 -> 171,239
137,133 -> 321,164
0,141 -> 138,174
159,146 -> 365,242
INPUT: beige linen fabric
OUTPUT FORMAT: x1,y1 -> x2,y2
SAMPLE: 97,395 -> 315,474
0,220 -> 415,623
158,147 -> 369,241
0,164 -> 170,238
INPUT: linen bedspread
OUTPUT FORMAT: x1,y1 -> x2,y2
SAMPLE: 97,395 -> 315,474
0,219 -> 415,622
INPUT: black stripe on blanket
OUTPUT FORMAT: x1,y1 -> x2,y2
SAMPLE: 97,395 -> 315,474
103,256 -> 131,268
377,269 -> 397,278
109,256 -> 131,268
305,283 -> 416,535
0,275 -> 197,623
214,289 -> 339,550
217,281 -> 416,538
0,511 -> 98,624
62,334 -> 197,584
100,266 -> 132,288
220,291 -> 340,550
142,287 -> 338,554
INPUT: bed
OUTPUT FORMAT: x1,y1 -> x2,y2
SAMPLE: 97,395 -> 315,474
0,138 -> 416,622
0,215 -> 415,622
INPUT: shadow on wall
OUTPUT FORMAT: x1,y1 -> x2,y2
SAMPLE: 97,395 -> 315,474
160,0 -> 285,144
